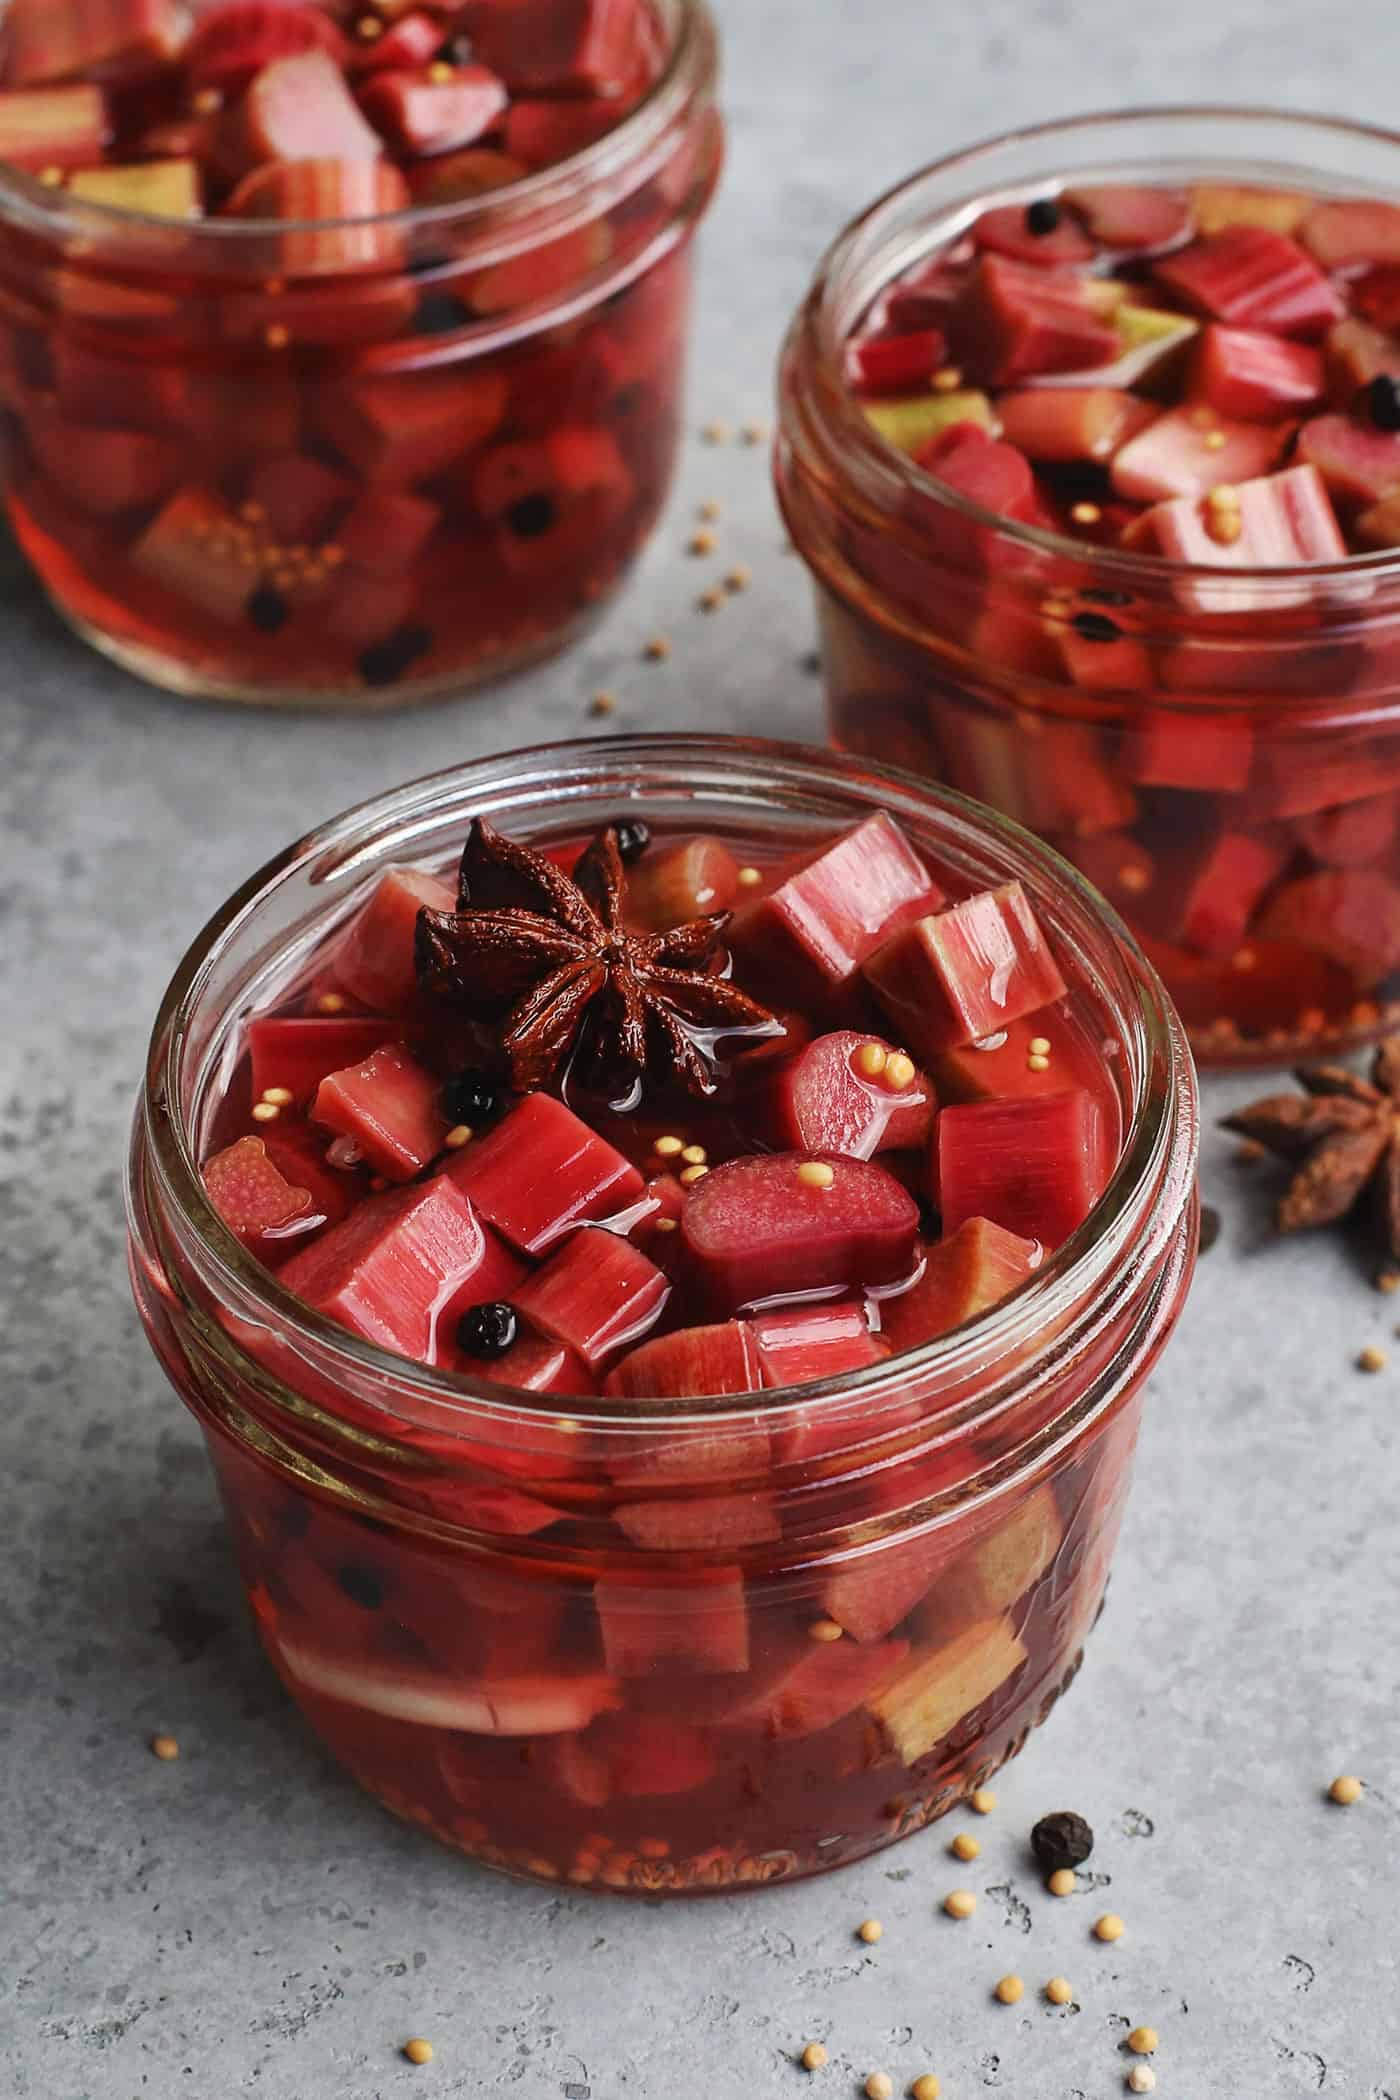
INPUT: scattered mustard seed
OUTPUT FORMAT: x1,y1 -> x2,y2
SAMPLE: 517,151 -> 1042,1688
1127,2026 -> 1158,2055
689,530 -> 717,556
679,1163 -> 709,1185
428,59 -> 454,83
1027,1054 -> 1051,1073
699,587 -> 725,612
653,1217 -> 678,1234
264,322 -> 290,349
150,1733 -> 179,1761
858,1918 -> 884,1944
884,1053 -> 916,1092
38,165 -> 64,187
1376,1271 -> 1400,1295
995,1975 -> 1025,2005
1045,1977 -> 1073,2006
1127,2068 -> 1156,2094
1358,1346 -> 1387,1374
865,2075 -> 893,2100
701,420 -> 729,444
798,1161 -> 836,1189
699,500 -> 721,521
192,86 -> 223,114
970,1788 -> 997,1815
402,2037 -> 434,2065
854,1042 -> 889,1079
950,1832 -> 980,1863
724,565 -> 752,592
737,865 -> 762,887
1203,429 -> 1227,451
1329,1773 -> 1364,1805
643,636 -> 671,661
589,690 -> 616,717
444,1125 -> 473,1150
654,1135 -> 685,1157
681,1144 -> 708,1165
1048,1869 -> 1077,1897
261,1086 -> 294,1107
801,2042 -> 828,2071
1094,1913 -> 1125,1943
1028,1036 -> 1051,1056
356,13 -> 384,37
1070,502 -> 1102,526
944,1890 -> 977,1920
911,2079 -> 941,2100
808,1618 -> 844,1643
251,1101 -> 281,1123
317,992 -> 347,1014
932,366 -> 963,392
741,421 -> 768,445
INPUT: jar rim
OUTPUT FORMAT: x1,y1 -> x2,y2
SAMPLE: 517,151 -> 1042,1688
0,0 -> 713,245
796,103 -> 1400,589
134,733 -> 1197,1444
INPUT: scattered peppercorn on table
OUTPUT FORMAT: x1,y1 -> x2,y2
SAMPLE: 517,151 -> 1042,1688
2,0 -> 1397,2094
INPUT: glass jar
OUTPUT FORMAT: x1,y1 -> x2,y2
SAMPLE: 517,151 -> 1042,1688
126,734 -> 1197,1891
0,0 -> 720,707
776,108 -> 1400,1066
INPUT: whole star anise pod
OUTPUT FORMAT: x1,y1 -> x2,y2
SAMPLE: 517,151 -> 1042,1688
414,817 -> 776,1096
1221,1037 -> 1400,1260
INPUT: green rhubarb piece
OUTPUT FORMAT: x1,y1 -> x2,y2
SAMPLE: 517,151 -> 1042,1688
915,1486 -> 1063,1642
862,390 -> 995,454
865,1616 -> 1028,1767
1115,302 -> 1197,355
68,158 -> 202,219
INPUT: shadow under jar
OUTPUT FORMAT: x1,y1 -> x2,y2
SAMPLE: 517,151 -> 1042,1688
777,108 -> 1400,1066
126,736 -> 1197,1892
0,0 -> 720,707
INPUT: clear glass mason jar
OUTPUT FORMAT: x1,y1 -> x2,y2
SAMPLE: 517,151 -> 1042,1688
776,108 -> 1400,1067
125,734 -> 1198,1892
0,0 -> 720,708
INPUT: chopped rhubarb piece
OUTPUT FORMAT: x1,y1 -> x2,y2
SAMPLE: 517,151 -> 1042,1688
232,50 -> 383,168
719,1638 -> 910,1739
463,0 -> 641,94
1125,707 -> 1254,792
627,834 -> 740,932
1295,412 -> 1400,510
1063,183 -> 1192,250
821,1533 -> 947,1642
245,455 -> 354,544
410,146 -> 529,203
1301,198 -> 1400,271
950,255 -> 1120,386
681,1153 -> 920,1312
204,1134 -> 312,1247
449,1093 -> 643,1256
336,487 -> 440,573
1110,404 -> 1288,503
1326,318 -> 1400,405
866,1617 -> 1028,1767
996,388 -> 1156,463
68,158 -> 200,216
1192,324 -> 1324,422
4,0 -> 185,85
1352,265 -> 1400,333
462,218 -> 612,314
360,65 -> 508,159
503,94 -> 629,166
315,368 -> 508,485
311,1041 -> 448,1181
1052,612 -> 1152,696
916,1486 -> 1063,1639
129,487 -> 264,625
751,1299 -> 886,1389
1296,792 -> 1400,870
513,1227 -> 669,1369
555,1714 -> 717,1803
225,158 -> 412,274
765,1030 -> 934,1160
277,1637 -> 619,1734
1152,227 -> 1343,340
914,428 -> 1043,563
862,389 -> 995,453
595,1571 -> 749,1675
485,1335 -> 594,1396
845,327 -> 948,396
1145,464 -> 1349,612
865,881 -> 1067,1059
24,410 -> 183,518
0,84 -> 108,170
187,3 -> 348,92
729,812 -> 942,1006
971,201 -> 1095,267
1357,492 -> 1400,548
879,1218 -> 1041,1353
347,9 -> 445,74
603,1321 -> 763,1400
613,1493 -> 781,1551
1254,869 -> 1400,986
333,864 -> 454,1014
1191,184 -> 1311,236
248,1016 -> 401,1106
933,1016 -> 1094,1106
277,1175 -> 518,1360
937,1090 -> 1111,1249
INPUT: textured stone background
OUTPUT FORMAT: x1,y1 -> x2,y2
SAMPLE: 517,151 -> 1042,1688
4,4 -> 1400,2095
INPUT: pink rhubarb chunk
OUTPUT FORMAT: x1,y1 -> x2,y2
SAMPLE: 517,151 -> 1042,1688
995,387 -> 1156,463
937,1090 -> 1111,1250
448,1092 -> 643,1255
845,327 -> 948,396
1301,199 -> 1400,271
514,1227 -> 669,1369
1175,833 -> 1286,958
864,881 -> 1067,1058
1295,412 -> 1400,510
971,202 -> 1095,267
1062,183 -> 1192,250
951,255 -> 1120,384
233,50 -> 383,166
312,1042 -> 447,1181
1110,405 -> 1288,503
1124,708 -> 1254,793
1192,325 -> 1324,422
717,1638 -> 911,1738
331,864 -> 454,1015
188,3 -> 348,91
1254,870 -> 1400,986
879,1219 -> 1042,1353
1153,227 -> 1344,339
603,1322 -> 764,1399
595,1571 -> 749,1676
751,1299 -> 886,1389
728,812 -> 942,1006
821,1535 -> 948,1642
682,1153 -> 920,1313
5,0 -> 184,85
765,1029 -> 934,1160
463,0 -> 641,93
204,1135 -> 312,1247
1144,464 -> 1349,612
247,1016 -> 401,1107
360,64 -> 508,158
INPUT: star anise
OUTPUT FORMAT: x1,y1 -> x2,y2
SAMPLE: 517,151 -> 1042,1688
414,817 -> 776,1097
1221,1037 -> 1400,1261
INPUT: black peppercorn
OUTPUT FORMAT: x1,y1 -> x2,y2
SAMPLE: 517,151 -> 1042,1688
246,584 -> 288,633
457,1301 -> 519,1359
440,1067 -> 497,1126
337,1563 -> 386,1610
1071,610 -> 1121,644
505,492 -> 557,540
1030,1810 -> 1095,1874
1025,197 -> 1062,237
1364,373 -> 1400,434
358,623 -> 433,688
612,817 -> 652,865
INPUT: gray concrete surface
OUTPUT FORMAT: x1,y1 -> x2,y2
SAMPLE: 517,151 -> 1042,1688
4,4 -> 1400,2094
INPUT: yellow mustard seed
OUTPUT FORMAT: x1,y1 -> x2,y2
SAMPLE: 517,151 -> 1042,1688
911,2080 -> 942,2100
644,636 -> 671,661
444,1125 -> 473,1150
1358,1346 -> 1387,1374
265,322 -> 290,349
969,1788 -> 997,1815
932,366 -> 963,392
1127,2068 -> 1156,2094
653,1217 -> 678,1234
737,865 -> 762,887
260,1086 -> 294,1107
801,2042 -> 828,2071
1094,1913 -> 1125,1943
699,500 -> 721,521
1203,429 -> 1227,451
150,1733 -> 180,1761
588,690 -> 616,718
681,1144 -> 708,1165
402,2037 -> 433,2065
1127,2026 -> 1158,2055
251,1102 -> 280,1123
699,587 -> 725,612
995,1976 -> 1025,2005
866,2075 -> 893,2100
1045,1976 -> 1073,2005
316,991 -> 347,1013
883,1053 -> 916,1092
193,86 -> 223,114
39,165 -> 64,187
740,421 -> 768,444
808,1618 -> 844,1643
1027,1053 -> 1051,1073
950,1832 -> 980,1863
700,420 -> 729,444
356,14 -> 384,38
1028,1035 -> 1051,1056
679,1163 -> 709,1185
689,529 -> 717,556
854,1042 -> 889,1079
1329,1773 -> 1364,1804
1070,501 -> 1102,526
944,1890 -> 976,1920
858,1918 -> 884,1944
797,1161 -> 836,1189
428,59 -> 454,82
724,566 -> 752,592
654,1135 -> 685,1157
1048,1868 -> 1077,1897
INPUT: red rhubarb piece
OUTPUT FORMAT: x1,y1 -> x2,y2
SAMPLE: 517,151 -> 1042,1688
681,1153 -> 920,1313
336,487 -> 440,573
553,1714 -> 718,1803
4,0 -> 184,85
347,9 -> 444,74
933,1016 -> 1094,1106
728,812 -> 942,1007
277,1176 -> 519,1360
1145,464 -> 1348,612
315,368 -> 508,485
821,1535 -> 948,1643
719,1638 -> 910,1738
24,411 -> 182,518
937,1090 -> 1111,1250
845,327 -> 948,396
971,201 -> 1095,267
595,1571 -> 749,1675
1295,412 -> 1400,510
0,84 -> 109,169
1174,833 -> 1288,958
1110,404 -> 1288,503
187,3 -> 348,93
311,1041 -> 448,1181
449,1093 -> 643,1256
764,1030 -> 934,1160
1326,318 -> 1400,405
1353,266 -> 1400,333
879,1218 -> 1041,1352
128,487 -> 264,626
503,94 -> 629,167
995,387 -> 1156,463
261,1122 -> 361,1238
1152,227 -> 1344,340
204,1134 -> 312,1247
751,1300 -> 886,1388
232,50 -> 383,167
462,0 -> 641,93
1254,870 -> 1400,986
1192,324 -> 1324,422
245,455 -> 354,543
332,864 -> 454,1015
1062,183 -> 1192,251
1124,707 -> 1255,793
1296,793 -> 1400,870
360,64 -> 508,159
613,1493 -> 781,1552
950,255 -> 1120,385
1301,199 -> 1400,271
224,158 -> 413,275
626,834 -> 741,932
248,1017 -> 401,1106
603,1321 -> 764,1400
513,1227 -> 669,1369
864,881 -> 1067,1059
